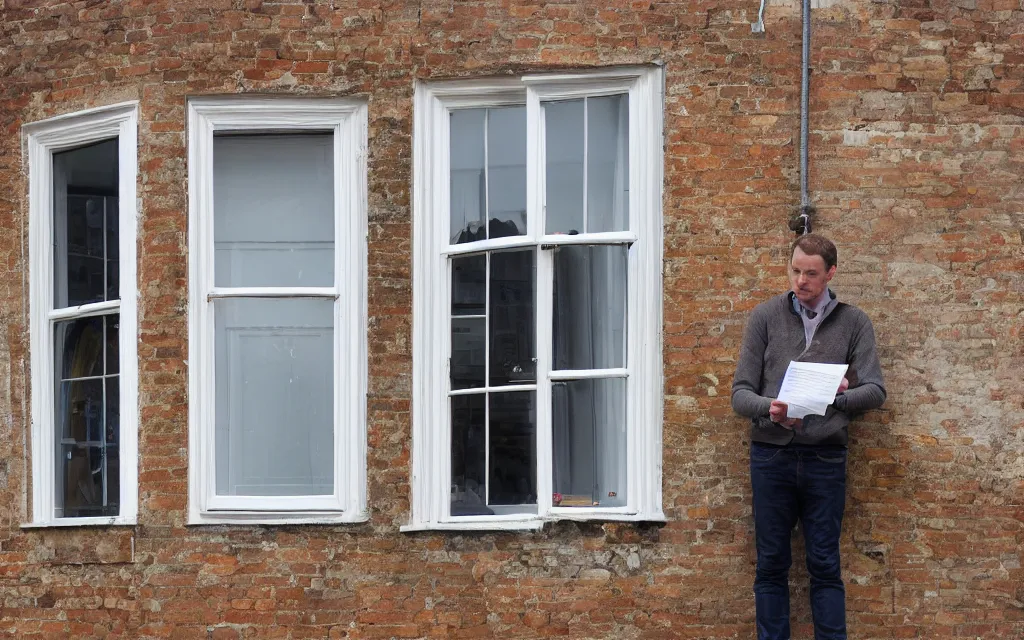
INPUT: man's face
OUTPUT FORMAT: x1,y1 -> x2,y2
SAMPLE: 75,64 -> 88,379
789,246 -> 836,305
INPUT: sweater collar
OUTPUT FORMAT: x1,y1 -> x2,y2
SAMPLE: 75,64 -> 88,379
788,288 -> 837,317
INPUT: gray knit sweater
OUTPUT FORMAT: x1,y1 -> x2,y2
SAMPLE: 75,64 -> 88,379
731,292 -> 886,446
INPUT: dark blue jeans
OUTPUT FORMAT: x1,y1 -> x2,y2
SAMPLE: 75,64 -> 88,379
751,442 -> 848,640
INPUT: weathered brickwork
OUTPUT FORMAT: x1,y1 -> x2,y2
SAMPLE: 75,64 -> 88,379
0,0 -> 1021,638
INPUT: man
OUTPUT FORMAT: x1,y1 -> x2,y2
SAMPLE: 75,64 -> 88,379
731,234 -> 886,640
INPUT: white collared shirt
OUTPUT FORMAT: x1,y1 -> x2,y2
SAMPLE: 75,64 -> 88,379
794,289 -> 835,347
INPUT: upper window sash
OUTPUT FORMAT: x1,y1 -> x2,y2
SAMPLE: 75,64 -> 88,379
409,68 -> 665,531
25,102 -> 140,527
187,97 -> 368,525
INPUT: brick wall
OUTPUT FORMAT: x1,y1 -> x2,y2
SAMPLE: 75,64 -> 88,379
1,0 -> 1021,638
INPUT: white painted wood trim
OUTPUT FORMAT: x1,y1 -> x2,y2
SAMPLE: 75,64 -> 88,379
207,287 -> 338,299
186,97 -> 368,525
409,67 -> 665,531
548,368 -> 629,381
47,299 -> 121,321
26,101 -> 140,527
539,232 -> 637,247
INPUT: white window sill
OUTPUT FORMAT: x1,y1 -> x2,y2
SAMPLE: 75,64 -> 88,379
401,511 -> 667,533
188,510 -> 369,526
21,516 -> 137,529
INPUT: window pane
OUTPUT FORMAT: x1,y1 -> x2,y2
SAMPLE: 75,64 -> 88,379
451,318 -> 485,390
55,378 -> 119,518
489,250 -> 535,386
54,312 -> 120,518
450,393 -> 487,516
451,254 -> 485,316
105,377 -> 120,448
552,378 -> 626,508
450,109 -> 486,244
488,391 -> 536,507
487,106 -> 527,239
105,315 -> 119,376
104,377 -> 121,509
105,197 -> 119,300
55,316 -> 104,380
53,139 -> 119,309
587,94 -> 629,233
553,245 -> 627,370
544,100 -> 584,235
213,134 -> 334,287
214,298 -> 334,496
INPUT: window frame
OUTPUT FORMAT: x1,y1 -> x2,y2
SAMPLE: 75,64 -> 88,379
408,67 -> 665,531
186,97 -> 368,525
25,102 -> 140,527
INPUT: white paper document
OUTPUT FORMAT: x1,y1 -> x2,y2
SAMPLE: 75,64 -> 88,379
776,361 -> 849,419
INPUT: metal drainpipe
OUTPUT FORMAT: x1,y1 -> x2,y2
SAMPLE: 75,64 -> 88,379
753,0 -> 814,235
798,0 -> 812,235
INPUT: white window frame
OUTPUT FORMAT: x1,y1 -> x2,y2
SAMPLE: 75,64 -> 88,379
407,67 -> 665,531
187,97 -> 368,525
25,102 -> 140,527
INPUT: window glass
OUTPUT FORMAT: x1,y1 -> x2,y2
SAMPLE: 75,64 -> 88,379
544,100 -> 585,235
450,107 -> 527,243
213,298 -> 334,497
54,314 -> 120,517
51,139 -> 121,519
489,249 -> 535,386
488,391 -> 537,507
53,140 -> 119,308
450,393 -> 486,516
487,107 -> 527,239
449,391 -> 537,516
553,245 -> 627,370
545,96 -> 630,234
552,378 -> 626,508
213,134 -> 334,288
450,109 -> 486,244
586,94 -> 629,233
451,254 -> 486,316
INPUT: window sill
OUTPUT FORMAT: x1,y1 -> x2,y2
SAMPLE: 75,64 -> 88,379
188,510 -> 369,526
21,516 -> 137,529
401,511 -> 667,533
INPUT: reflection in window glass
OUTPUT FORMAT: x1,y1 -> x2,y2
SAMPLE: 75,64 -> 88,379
53,139 -> 119,309
544,100 -> 584,235
51,138 -> 122,519
54,314 -> 120,518
587,94 -> 629,233
451,254 -> 486,316
450,394 -> 487,516
489,250 -> 535,386
450,107 -> 526,244
488,391 -> 537,507
544,95 -> 629,234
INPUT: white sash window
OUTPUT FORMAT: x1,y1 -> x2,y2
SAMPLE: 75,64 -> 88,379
187,98 -> 367,524
408,68 -> 665,531
26,103 -> 140,527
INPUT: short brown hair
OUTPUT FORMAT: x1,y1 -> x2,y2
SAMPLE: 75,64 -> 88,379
791,234 -> 837,270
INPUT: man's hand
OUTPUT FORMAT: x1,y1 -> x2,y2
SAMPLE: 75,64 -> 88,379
769,400 -> 801,429
837,376 -> 849,394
